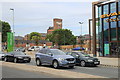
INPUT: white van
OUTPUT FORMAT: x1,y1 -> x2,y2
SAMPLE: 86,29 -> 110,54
28,46 -> 42,51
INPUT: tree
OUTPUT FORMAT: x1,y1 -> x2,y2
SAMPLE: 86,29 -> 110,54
0,21 -> 11,42
46,29 -> 76,46
29,32 -> 41,45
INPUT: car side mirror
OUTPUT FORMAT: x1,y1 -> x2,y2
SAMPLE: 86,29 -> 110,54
48,53 -> 53,56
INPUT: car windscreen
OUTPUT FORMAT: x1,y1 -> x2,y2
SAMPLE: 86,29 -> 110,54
15,52 -> 25,55
78,52 -> 90,57
51,49 -> 66,55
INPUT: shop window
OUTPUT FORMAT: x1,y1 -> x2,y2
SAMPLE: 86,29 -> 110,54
110,3 -> 116,13
118,2 -> 120,11
110,16 -> 117,41
103,4 -> 109,14
103,18 -> 109,41
118,28 -> 120,41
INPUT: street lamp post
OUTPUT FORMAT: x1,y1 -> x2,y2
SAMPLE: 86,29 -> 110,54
10,8 -> 14,33
10,8 -> 15,51
79,22 -> 83,47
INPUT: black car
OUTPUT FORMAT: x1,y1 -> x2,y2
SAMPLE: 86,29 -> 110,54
4,51 -> 31,63
66,52 -> 100,67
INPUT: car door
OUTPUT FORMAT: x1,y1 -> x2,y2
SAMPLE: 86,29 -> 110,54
38,49 -> 47,63
6,52 -> 15,61
45,50 -> 53,65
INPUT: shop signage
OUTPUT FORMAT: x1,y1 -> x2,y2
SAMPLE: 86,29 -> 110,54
100,12 -> 120,22
104,44 -> 110,55
7,32 -> 14,52
105,17 -> 120,22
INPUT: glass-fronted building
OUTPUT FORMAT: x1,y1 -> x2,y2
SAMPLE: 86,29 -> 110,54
98,1 -> 120,57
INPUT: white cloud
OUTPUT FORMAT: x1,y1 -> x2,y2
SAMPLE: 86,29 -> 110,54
0,3 -> 2,20
1,2 -> 93,36
0,0 -> 98,2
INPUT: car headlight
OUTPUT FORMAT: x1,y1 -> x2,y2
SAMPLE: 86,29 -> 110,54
18,57 -> 23,59
87,59 -> 93,62
58,58 -> 65,61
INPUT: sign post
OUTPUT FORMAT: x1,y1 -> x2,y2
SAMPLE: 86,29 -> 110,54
7,32 -> 14,52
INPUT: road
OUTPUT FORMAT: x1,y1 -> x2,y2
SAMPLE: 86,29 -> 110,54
1,58 -> 118,78
23,59 -> 118,78
2,65 -> 63,78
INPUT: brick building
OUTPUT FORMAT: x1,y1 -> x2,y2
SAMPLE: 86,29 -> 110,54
47,18 -> 62,34
15,40 -> 52,48
24,33 -> 47,40
40,33 -> 47,40
24,34 -> 30,40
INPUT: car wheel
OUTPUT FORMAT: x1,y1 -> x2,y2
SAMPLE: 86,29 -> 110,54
80,61 -> 86,67
69,66 -> 74,68
36,59 -> 41,66
14,58 -> 18,63
53,60 -> 59,69
4,57 -> 8,62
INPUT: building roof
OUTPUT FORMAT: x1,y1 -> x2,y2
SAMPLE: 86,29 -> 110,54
53,18 -> 62,20
15,40 -> 51,44
40,33 -> 47,37
15,36 -> 24,40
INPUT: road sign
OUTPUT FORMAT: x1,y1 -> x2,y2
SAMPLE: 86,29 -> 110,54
7,32 -> 14,52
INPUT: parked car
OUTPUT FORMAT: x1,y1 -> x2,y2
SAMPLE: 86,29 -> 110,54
0,51 -> 5,60
35,49 -> 75,69
15,47 -> 25,52
4,51 -> 31,63
28,46 -> 42,51
66,52 -> 100,67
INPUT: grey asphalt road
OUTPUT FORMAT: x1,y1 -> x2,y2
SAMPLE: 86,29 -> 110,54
23,58 -> 118,78
2,65 -> 63,78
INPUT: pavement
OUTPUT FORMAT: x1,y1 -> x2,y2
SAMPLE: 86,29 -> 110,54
1,61 -> 106,78
25,50 -> 119,68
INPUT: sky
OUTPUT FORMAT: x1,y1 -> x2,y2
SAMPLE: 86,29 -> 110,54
1,0 -> 99,37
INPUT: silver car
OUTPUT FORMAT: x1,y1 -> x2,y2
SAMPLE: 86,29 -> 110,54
35,49 -> 75,69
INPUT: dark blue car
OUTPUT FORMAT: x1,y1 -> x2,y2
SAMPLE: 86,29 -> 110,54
66,52 -> 100,67
35,48 -> 75,69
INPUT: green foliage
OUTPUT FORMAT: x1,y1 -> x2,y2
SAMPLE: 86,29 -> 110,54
29,32 -> 41,45
0,21 -> 11,42
46,29 -> 76,45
